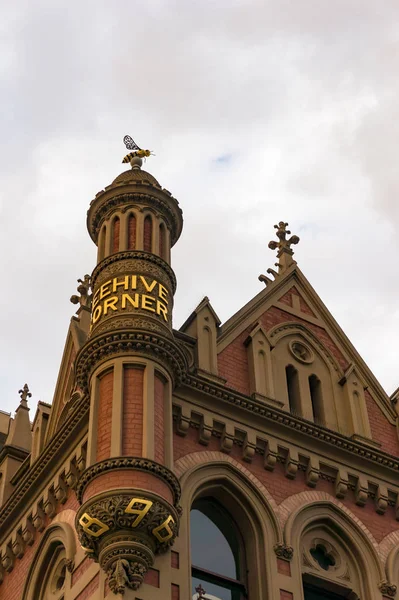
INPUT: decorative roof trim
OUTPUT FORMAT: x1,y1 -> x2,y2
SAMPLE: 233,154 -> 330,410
181,373 -> 399,473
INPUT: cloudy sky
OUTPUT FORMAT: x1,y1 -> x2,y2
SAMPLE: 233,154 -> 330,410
1,1 -> 399,416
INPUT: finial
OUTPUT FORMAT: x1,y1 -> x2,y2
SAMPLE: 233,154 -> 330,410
18,384 -> 32,407
122,135 -> 154,168
70,275 -> 92,309
259,221 -> 300,286
268,222 -> 300,255
195,584 -> 207,600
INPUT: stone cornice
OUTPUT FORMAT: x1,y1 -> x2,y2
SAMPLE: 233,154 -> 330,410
75,331 -> 188,392
91,250 -> 177,293
87,190 -> 183,245
180,373 -> 399,474
76,457 -> 181,506
0,395 -> 89,538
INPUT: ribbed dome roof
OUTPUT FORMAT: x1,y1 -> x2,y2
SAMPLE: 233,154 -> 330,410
112,168 -> 160,187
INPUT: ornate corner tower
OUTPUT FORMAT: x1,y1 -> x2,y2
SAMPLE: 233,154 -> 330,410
74,153 -> 187,594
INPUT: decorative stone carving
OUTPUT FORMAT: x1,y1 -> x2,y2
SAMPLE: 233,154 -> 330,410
76,457 -> 181,506
274,543 -> 294,560
88,191 -> 182,246
91,252 -> 176,293
76,490 -> 180,593
75,331 -> 188,392
289,340 -> 314,364
379,580 -> 397,597
70,275 -> 92,309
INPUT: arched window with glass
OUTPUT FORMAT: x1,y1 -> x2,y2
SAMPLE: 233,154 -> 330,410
191,498 -> 246,600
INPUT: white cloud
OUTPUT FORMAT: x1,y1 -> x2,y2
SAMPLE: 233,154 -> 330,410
1,0 -> 399,414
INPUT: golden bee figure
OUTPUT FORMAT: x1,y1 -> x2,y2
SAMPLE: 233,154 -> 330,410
122,135 -> 154,163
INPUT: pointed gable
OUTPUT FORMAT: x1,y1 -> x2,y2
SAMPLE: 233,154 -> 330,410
44,313 -> 89,443
215,264 -> 398,454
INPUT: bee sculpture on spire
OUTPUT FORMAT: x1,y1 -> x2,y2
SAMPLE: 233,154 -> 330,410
122,135 -> 154,163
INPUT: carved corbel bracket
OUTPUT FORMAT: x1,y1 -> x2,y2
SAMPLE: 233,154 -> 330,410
335,470 -> 349,499
274,543 -> 294,561
76,489 -> 180,594
379,580 -> 397,598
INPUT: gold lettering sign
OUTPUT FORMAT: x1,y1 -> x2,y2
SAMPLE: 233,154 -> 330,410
91,275 -> 169,327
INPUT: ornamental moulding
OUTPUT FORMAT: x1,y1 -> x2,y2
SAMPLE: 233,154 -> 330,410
76,489 -> 180,594
91,250 -> 177,293
76,457 -> 181,506
88,192 -> 182,244
0,397 -> 89,535
180,374 -> 399,473
273,542 -> 294,560
75,331 -> 188,392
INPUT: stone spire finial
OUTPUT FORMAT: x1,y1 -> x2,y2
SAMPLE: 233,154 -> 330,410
18,384 -> 31,408
70,275 -> 92,309
259,221 -> 300,286
6,384 -> 32,451
268,221 -> 300,273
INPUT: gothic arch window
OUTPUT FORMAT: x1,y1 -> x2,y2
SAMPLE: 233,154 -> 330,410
284,501 -> 382,600
128,213 -> 137,250
271,329 -> 339,431
191,498 -> 245,600
144,215 -> 152,252
301,532 -> 360,600
22,523 -> 75,600
309,374 -> 323,425
286,364 -> 301,414
112,216 -> 120,253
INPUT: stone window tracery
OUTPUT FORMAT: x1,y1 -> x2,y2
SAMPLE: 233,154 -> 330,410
36,546 -> 67,600
289,340 -> 314,364
301,531 -> 359,600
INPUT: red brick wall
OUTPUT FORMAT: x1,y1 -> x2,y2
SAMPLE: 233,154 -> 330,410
72,557 -> 91,587
0,492 -> 79,599
96,370 -> 113,462
172,583 -> 180,600
171,551 -> 179,568
82,469 -> 174,504
298,294 -> 316,317
278,289 -> 294,308
218,329 -> 251,395
112,217 -> 120,253
123,366 -> 144,456
128,214 -> 136,250
277,558 -> 291,576
154,375 -> 165,464
365,390 -> 399,455
144,216 -> 152,253
217,305 -> 396,451
173,431 -> 399,544
75,573 -> 99,600
0,539 -> 34,599
280,591 -> 293,600
144,568 -> 159,587
261,306 -> 349,370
